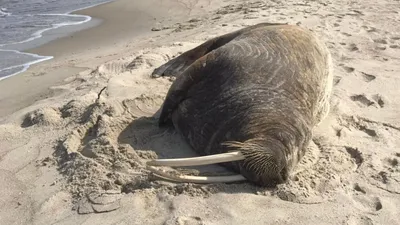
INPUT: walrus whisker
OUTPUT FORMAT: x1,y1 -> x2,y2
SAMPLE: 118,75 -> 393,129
146,151 -> 245,167
147,166 -> 246,183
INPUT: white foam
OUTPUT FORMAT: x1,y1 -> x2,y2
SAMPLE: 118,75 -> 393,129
0,1 -> 112,47
0,14 -> 91,47
0,1 -> 112,81
0,7 -> 11,17
0,49 -> 53,81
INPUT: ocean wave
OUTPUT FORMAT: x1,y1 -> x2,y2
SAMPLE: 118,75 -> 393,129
0,0 -> 112,81
0,49 -> 53,81
0,7 -> 11,17
0,13 -> 91,47
0,0 -> 111,47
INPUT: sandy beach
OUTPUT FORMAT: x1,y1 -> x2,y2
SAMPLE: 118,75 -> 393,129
1,0 -> 400,224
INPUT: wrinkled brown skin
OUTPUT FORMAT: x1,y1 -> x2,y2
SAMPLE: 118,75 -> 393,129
153,23 -> 333,187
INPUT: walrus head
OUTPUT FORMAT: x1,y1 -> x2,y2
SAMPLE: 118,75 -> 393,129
222,138 -> 289,187
146,136 -> 291,187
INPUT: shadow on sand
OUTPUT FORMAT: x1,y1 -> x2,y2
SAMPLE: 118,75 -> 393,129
117,114 -> 261,194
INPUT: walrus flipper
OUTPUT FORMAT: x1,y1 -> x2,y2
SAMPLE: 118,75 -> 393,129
158,54 -> 210,126
151,33 -> 238,78
152,22 -> 288,78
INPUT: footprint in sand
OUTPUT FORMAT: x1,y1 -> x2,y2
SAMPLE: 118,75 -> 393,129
386,157 -> 399,168
348,43 -> 359,52
341,32 -> 352,37
350,183 -> 383,213
346,215 -> 374,225
333,76 -> 342,86
372,36 -> 400,50
350,94 -> 376,107
354,183 -> 366,194
361,25 -> 378,33
372,94 -> 386,108
340,65 -> 355,73
339,116 -> 400,193
345,147 -> 364,170
370,167 -> 400,194
374,36 -> 400,49
373,38 -> 388,44
350,93 -> 386,109
373,38 -> 389,50
356,124 -> 378,138
338,116 -> 380,139
360,72 -> 376,82
391,36 -> 400,40
375,45 -> 387,51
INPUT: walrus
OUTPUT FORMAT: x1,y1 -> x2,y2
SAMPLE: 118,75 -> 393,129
146,23 -> 333,187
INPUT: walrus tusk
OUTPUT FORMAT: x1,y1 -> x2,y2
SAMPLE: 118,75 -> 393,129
147,165 -> 246,183
146,152 -> 246,184
146,151 -> 245,167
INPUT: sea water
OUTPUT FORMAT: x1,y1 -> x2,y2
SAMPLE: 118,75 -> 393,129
0,0 -> 111,80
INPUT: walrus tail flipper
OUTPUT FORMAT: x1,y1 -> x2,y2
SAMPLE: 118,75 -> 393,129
152,22 -> 289,78
151,33 -> 239,78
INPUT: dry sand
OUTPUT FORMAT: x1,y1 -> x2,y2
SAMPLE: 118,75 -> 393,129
1,0 -> 400,224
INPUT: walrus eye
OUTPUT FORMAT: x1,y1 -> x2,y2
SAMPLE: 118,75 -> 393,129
146,151 -> 247,183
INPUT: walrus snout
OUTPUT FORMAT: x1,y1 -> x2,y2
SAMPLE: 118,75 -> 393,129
145,139 -> 291,187
239,159 -> 289,187
241,166 -> 288,187
227,139 -> 290,187
244,162 -> 288,187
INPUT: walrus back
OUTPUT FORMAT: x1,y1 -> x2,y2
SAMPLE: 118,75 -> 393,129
171,25 -> 331,158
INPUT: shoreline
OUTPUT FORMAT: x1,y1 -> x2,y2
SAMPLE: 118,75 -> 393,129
0,0 -> 212,118
0,50 -> 53,82
0,0 -> 172,118
0,1 -> 111,80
